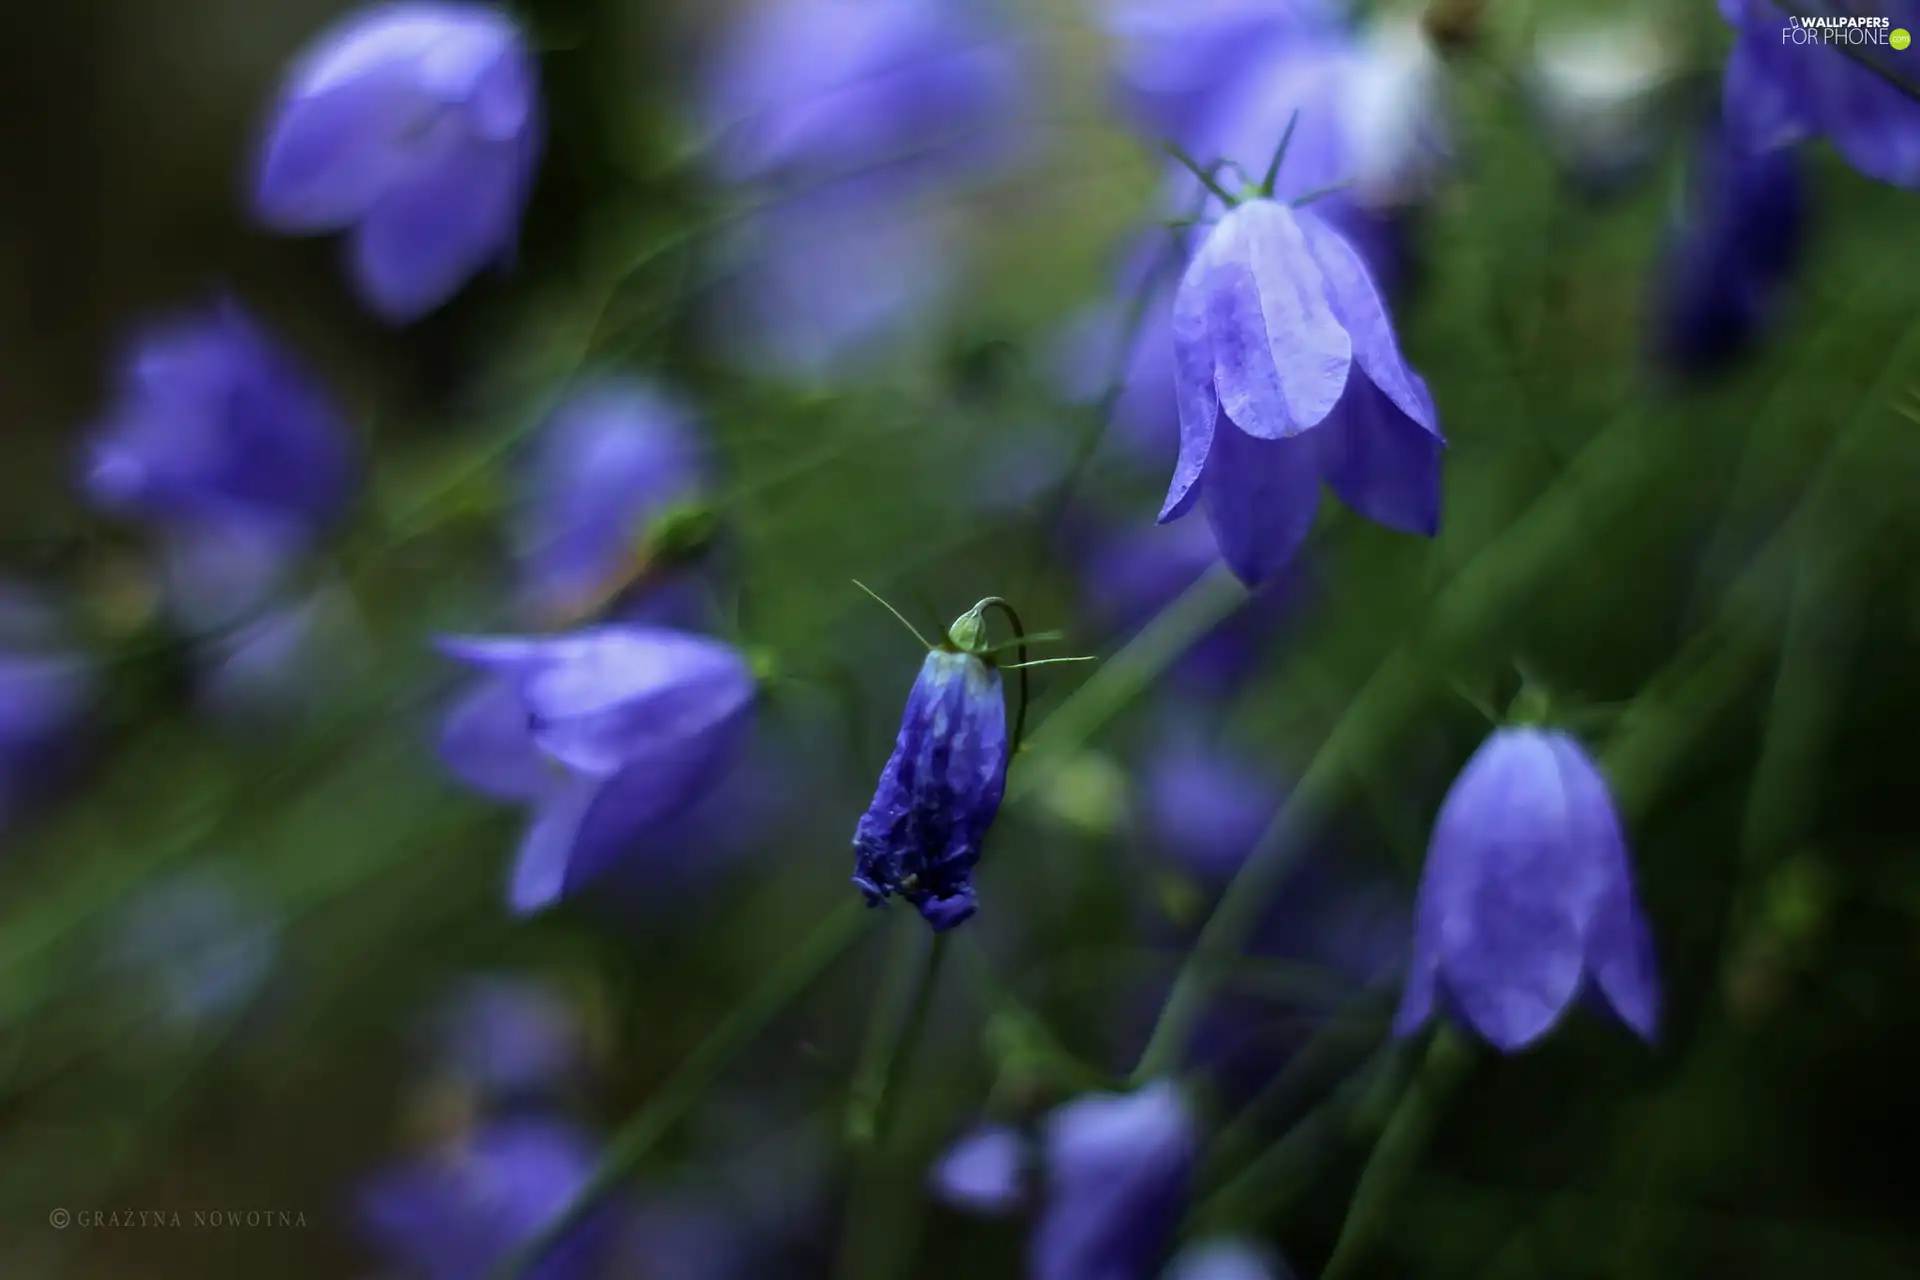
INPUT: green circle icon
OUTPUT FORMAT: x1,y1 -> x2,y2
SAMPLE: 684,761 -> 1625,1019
1894,28 -> 1912,50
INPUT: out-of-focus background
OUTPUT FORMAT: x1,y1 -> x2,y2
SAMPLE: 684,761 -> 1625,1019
2,0 -> 1919,1276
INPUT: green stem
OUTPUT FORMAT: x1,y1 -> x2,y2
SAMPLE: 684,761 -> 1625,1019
1011,564 -> 1247,796
492,900 -> 874,1279
833,934 -> 951,1279
1318,1030 -> 1476,1280
844,919 -> 932,1146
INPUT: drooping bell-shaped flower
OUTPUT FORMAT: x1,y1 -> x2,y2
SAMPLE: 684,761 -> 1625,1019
1160,199 -> 1444,586
1164,1237 -> 1295,1280
357,1119 -> 615,1280
701,0 -> 1025,190
851,608 -> 1009,932
513,378 -> 708,624
436,626 -> 758,914
1032,1081 -> 1197,1280
251,2 -> 544,321
929,1123 -> 1027,1216
1395,726 -> 1660,1052
1658,120 -> 1807,375
82,301 -> 356,545
1719,0 -> 1920,189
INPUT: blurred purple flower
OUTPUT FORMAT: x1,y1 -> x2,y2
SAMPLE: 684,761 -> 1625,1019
436,626 -> 758,914
1075,513 -> 1300,697
1033,1081 -> 1196,1280
1138,727 -> 1283,884
1165,1237 -> 1294,1280
1097,0 -> 1338,144
1658,120 -> 1807,375
1159,199 -> 1444,586
702,0 -> 1025,189
252,2 -> 543,321
853,647 -> 1008,932
358,1119 -> 613,1280
929,1123 -> 1026,1215
0,604 -> 93,833
425,976 -> 585,1104
1719,0 -> 1920,189
108,871 -> 281,1032
513,378 -> 708,624
1395,727 -> 1660,1052
708,187 -> 959,382
82,301 -> 355,545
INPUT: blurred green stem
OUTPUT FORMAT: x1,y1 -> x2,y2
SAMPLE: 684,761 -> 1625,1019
1317,1029 -> 1476,1280
833,933 -> 950,1279
493,900 -> 874,1279
1011,564 -> 1247,799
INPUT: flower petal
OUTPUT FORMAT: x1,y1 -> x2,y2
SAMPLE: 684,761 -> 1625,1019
1159,254 -> 1221,522
508,775 -> 599,915
519,629 -> 755,778
438,677 -> 547,802
1312,372 -> 1443,535
1209,200 -> 1351,440
1547,733 -> 1660,1041
1200,423 -> 1321,587
350,136 -> 533,321
1296,210 -> 1437,435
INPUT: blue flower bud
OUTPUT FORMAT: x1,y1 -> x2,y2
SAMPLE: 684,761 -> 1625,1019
929,1123 -> 1026,1216
1395,726 -> 1660,1051
851,647 -> 1009,932
251,2 -> 544,321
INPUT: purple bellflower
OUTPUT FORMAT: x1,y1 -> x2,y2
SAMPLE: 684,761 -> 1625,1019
251,2 -> 544,321
1159,198 -> 1444,586
1395,726 -> 1660,1052
436,626 -> 758,915
83,303 -> 355,546
358,1119 -> 613,1280
1658,120 -> 1807,375
512,378 -> 708,625
929,1123 -> 1027,1216
1719,0 -> 1920,189
1033,1080 -> 1197,1280
851,605 -> 1010,931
